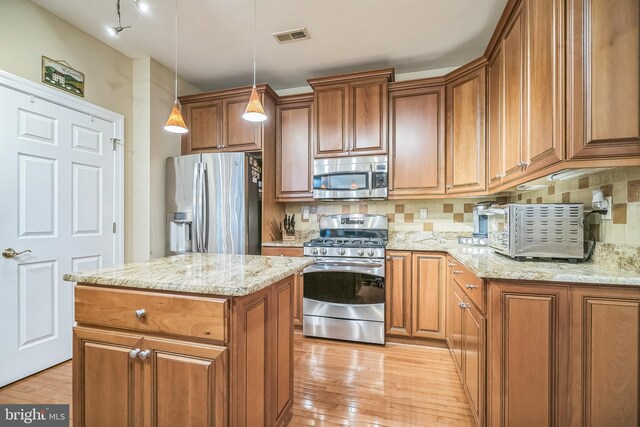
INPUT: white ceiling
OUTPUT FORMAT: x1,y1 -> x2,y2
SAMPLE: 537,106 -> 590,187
31,0 -> 507,91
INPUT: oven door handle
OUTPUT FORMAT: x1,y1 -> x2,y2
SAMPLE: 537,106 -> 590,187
303,259 -> 385,276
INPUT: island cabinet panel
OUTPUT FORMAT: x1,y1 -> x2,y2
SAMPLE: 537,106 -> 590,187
488,282 -> 569,427
261,246 -> 305,327
411,253 -> 446,339
384,251 -> 412,337
568,0 -> 640,159
74,285 -> 228,342
273,279 -> 294,425
223,94 -> 262,152
445,64 -> 486,195
463,298 -> 485,427
183,100 -> 222,151
276,95 -> 313,201
73,328 -> 141,427
570,286 -> 640,427
388,83 -> 445,197
309,69 -> 393,158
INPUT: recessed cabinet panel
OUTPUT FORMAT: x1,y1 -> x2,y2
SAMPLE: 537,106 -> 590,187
384,251 -> 412,337
568,0 -> 640,158
276,98 -> 313,200
314,86 -> 348,157
224,96 -> 261,151
389,86 -> 445,197
188,102 -> 221,151
411,253 -> 446,339
351,80 -> 387,154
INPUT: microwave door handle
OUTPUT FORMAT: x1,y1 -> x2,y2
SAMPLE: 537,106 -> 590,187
368,164 -> 373,196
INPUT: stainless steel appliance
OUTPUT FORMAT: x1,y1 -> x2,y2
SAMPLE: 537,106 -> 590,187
313,155 -> 388,200
166,153 -> 261,255
483,203 -> 584,261
302,214 -> 388,344
472,201 -> 493,237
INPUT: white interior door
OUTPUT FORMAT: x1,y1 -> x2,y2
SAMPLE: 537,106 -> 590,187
0,84 -> 117,386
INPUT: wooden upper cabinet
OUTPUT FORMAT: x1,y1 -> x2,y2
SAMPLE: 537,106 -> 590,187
523,0 -> 564,172
445,62 -> 487,194
309,69 -> 393,158
568,0 -> 640,159
388,81 -> 445,197
487,45 -> 504,190
488,282 -> 569,427
182,100 -> 222,152
179,85 -> 277,155
276,94 -> 313,200
501,3 -> 525,184
385,251 -> 412,337
223,95 -> 261,151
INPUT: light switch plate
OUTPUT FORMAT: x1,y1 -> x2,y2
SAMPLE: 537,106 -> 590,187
419,208 -> 428,220
302,206 -> 310,220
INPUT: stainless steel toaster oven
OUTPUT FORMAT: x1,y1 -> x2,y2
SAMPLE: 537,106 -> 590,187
483,204 -> 584,262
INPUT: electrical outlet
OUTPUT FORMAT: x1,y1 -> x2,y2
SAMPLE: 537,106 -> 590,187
603,196 -> 613,220
419,208 -> 428,220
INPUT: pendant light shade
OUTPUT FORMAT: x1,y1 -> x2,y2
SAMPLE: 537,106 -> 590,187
242,85 -> 267,122
164,100 -> 188,134
164,0 -> 188,134
243,0 -> 267,122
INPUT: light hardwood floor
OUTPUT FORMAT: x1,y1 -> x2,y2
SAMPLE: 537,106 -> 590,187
0,334 -> 473,426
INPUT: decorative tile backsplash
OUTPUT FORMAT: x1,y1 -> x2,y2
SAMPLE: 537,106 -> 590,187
285,197 -> 498,233
509,166 -> 640,247
284,166 -> 640,247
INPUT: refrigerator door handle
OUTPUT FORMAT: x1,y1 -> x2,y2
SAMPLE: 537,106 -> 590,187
192,165 -> 201,252
201,163 -> 209,252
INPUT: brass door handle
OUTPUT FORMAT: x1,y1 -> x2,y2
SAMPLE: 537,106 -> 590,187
3,248 -> 32,258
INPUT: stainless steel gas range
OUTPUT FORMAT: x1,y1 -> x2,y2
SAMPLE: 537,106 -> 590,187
302,214 -> 388,345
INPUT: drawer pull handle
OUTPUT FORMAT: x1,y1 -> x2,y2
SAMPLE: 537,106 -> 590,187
129,348 -> 140,359
453,270 -> 463,275
466,284 -> 477,289
135,309 -> 146,319
138,350 -> 151,360
448,263 -> 455,268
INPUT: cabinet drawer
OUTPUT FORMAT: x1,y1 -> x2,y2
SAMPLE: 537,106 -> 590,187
261,247 -> 304,257
75,285 -> 228,342
451,262 -> 485,314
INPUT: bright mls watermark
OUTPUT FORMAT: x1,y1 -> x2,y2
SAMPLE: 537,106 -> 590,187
0,405 -> 68,426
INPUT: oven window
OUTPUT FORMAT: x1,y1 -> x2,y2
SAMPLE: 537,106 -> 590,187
303,271 -> 384,305
313,173 -> 368,191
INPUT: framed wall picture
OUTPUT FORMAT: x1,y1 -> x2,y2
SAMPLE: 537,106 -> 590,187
41,56 -> 85,97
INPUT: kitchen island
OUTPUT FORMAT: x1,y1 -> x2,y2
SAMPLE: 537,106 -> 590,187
64,253 -> 314,427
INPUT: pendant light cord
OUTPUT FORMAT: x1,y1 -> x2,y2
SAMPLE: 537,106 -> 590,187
174,0 -> 179,99
116,0 -> 122,28
252,0 -> 257,86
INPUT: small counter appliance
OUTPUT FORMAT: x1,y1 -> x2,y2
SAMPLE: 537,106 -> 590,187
483,203 -> 584,262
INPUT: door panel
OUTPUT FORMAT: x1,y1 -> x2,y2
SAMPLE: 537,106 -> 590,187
0,85 -> 116,386
411,253 -> 446,339
449,283 -> 465,374
223,96 -> 261,151
314,85 -> 348,157
351,79 -> 388,154
463,302 -> 485,427
185,101 -> 221,152
384,251 -> 412,337
276,100 -> 312,199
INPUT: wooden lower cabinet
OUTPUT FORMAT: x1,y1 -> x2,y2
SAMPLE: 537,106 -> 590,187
570,286 -> 640,427
385,251 -> 412,337
73,327 -> 227,427
488,281 -> 570,427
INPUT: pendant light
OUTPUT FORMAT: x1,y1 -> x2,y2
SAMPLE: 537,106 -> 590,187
164,0 -> 188,134
242,0 -> 267,122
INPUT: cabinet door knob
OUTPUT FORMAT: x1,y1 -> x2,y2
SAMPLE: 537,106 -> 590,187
385,256 -> 391,261
466,284 -> 477,289
135,309 -> 146,319
129,348 -> 141,359
458,302 -> 465,309
138,350 -> 151,360
446,185 -> 452,190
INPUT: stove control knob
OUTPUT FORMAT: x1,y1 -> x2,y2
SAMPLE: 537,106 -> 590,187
357,249 -> 364,256
320,248 -> 327,255
338,248 -> 345,255
367,249 -> 375,257
312,248 -> 319,255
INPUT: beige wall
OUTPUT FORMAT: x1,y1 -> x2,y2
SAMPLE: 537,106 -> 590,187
0,0 -> 201,262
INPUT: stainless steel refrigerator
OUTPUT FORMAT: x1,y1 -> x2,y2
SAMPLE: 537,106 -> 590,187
166,152 -> 261,255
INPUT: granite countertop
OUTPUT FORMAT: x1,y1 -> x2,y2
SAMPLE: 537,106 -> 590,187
262,239 -> 305,248
63,253 -> 315,296
387,232 -> 640,287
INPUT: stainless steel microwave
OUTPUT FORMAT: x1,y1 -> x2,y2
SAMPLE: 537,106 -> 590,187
313,155 -> 388,200
482,203 -> 584,261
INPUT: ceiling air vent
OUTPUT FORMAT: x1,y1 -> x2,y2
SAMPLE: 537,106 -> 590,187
272,28 -> 310,44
